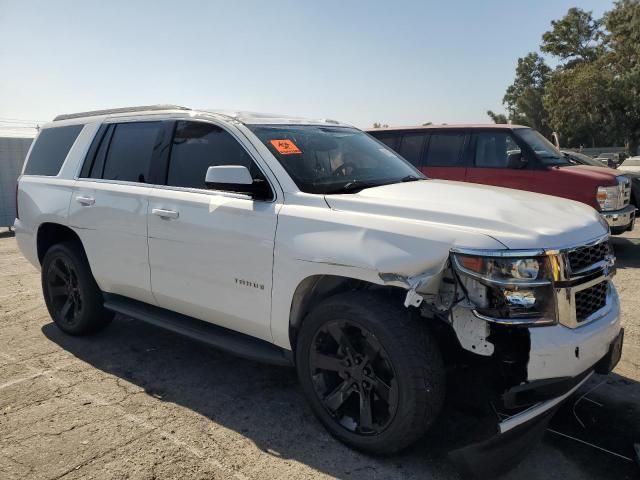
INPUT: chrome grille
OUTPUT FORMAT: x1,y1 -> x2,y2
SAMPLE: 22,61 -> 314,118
575,281 -> 608,322
621,177 -> 631,207
567,241 -> 612,273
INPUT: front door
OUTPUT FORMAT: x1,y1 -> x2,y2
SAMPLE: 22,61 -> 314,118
147,120 -> 279,342
465,130 -> 554,192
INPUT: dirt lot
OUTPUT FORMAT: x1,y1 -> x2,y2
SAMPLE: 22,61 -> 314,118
1,229 -> 638,480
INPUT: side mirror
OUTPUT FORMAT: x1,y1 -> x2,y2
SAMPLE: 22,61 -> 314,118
507,151 -> 527,169
205,165 -> 271,199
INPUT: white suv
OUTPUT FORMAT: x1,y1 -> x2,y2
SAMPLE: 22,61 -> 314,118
15,105 -> 623,455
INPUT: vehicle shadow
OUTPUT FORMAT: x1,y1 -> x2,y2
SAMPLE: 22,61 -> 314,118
0,228 -> 15,239
42,318 -> 640,480
41,318 -> 461,479
611,236 -> 640,269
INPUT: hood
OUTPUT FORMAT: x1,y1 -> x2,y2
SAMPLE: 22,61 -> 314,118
324,180 -> 607,250
618,166 -> 640,176
557,165 -> 623,183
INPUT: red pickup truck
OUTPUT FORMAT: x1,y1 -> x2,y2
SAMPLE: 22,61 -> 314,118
368,124 -> 636,234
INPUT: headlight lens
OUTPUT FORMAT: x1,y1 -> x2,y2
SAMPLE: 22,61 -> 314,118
597,185 -> 621,211
453,253 -> 556,325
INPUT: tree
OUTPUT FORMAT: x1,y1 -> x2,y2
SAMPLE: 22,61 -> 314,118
486,110 -> 508,124
544,60 -> 617,147
602,0 -> 640,154
502,53 -> 552,135
372,122 -> 389,128
541,8 -> 603,66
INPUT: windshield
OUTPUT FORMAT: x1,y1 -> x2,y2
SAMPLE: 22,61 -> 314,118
248,125 -> 424,194
514,128 -> 569,166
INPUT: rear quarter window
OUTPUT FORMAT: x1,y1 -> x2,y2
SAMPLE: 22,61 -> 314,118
23,125 -> 84,176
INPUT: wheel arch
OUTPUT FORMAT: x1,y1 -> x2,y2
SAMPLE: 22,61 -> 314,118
36,222 -> 86,265
287,274 -> 405,351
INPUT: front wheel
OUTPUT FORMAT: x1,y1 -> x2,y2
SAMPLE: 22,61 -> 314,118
296,291 -> 445,455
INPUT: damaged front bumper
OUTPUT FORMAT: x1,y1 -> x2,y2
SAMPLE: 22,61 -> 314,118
456,280 -> 622,434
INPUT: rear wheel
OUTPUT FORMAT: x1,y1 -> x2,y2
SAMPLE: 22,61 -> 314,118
296,291 -> 445,454
41,242 -> 113,335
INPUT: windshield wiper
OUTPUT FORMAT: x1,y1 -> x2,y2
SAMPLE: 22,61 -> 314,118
324,180 -> 385,194
400,175 -> 424,182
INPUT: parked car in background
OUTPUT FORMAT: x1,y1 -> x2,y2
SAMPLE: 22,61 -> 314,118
594,152 -> 624,169
15,106 -> 624,460
618,156 -> 640,174
563,150 -> 639,209
368,125 -> 636,234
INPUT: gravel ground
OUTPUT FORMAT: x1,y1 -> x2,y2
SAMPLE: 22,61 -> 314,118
0,229 -> 638,480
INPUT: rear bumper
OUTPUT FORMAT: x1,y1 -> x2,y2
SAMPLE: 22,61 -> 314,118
601,204 -> 636,233
13,218 -> 40,269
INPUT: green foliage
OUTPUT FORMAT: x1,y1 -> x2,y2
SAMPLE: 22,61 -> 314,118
540,8 -> 602,66
502,53 -> 552,135
372,122 -> 389,128
489,1 -> 640,154
486,110 -> 508,124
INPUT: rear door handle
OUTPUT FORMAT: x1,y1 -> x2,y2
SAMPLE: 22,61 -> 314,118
152,208 -> 179,219
76,196 -> 95,206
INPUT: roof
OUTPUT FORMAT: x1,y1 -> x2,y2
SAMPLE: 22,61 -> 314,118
48,105 -> 352,128
367,123 -> 529,132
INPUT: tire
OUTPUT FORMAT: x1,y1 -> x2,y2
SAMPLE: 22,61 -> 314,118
295,291 -> 445,455
41,241 -> 113,335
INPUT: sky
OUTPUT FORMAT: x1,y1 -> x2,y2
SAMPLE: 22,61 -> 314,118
0,0 -> 613,134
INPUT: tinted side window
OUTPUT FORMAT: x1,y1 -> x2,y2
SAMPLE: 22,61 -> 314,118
399,133 -> 425,166
474,132 -> 521,168
167,121 -> 259,189
374,133 -> 400,151
424,132 -> 465,167
24,125 -> 83,176
102,122 -> 162,183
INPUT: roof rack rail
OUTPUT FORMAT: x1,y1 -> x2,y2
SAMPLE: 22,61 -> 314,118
53,104 -> 190,121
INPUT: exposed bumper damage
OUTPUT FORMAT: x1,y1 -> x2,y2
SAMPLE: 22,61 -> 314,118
379,256 -> 623,435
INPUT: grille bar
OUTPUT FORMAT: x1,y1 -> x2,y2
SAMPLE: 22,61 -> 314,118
567,241 -> 612,274
575,281 -> 608,322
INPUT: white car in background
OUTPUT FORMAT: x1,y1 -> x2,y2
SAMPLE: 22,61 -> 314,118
618,157 -> 640,174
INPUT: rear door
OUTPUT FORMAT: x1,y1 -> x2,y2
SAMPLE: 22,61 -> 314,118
421,130 -> 469,181
68,121 -> 167,304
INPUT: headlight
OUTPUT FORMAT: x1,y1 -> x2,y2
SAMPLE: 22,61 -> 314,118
597,177 -> 629,211
597,185 -> 621,211
452,253 -> 557,326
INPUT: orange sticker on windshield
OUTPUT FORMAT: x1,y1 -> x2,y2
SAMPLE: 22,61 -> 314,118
270,139 -> 301,155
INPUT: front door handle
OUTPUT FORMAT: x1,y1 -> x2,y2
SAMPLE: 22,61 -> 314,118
152,208 -> 179,219
76,196 -> 95,206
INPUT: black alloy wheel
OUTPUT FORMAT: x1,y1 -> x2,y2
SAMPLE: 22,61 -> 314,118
296,291 -> 445,455
309,319 -> 399,435
41,242 -> 113,335
46,256 -> 83,327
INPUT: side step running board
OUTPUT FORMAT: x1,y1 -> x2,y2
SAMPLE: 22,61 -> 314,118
103,295 -> 292,367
